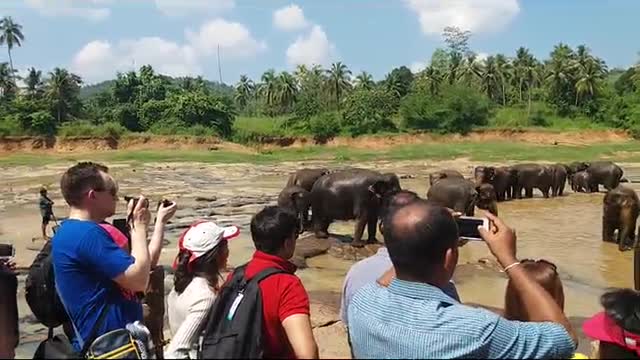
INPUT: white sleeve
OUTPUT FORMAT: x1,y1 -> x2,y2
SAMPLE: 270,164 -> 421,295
164,288 -> 216,359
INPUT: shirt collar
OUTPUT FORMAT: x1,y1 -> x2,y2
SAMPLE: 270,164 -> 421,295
252,250 -> 297,273
388,278 -> 459,304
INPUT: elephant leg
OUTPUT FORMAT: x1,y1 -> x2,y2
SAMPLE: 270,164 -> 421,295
602,215 -> 615,244
515,185 -> 523,199
351,216 -> 367,248
313,216 -> 330,239
542,186 -> 550,199
366,213 -> 379,244
619,208 -> 638,251
525,187 -> 533,198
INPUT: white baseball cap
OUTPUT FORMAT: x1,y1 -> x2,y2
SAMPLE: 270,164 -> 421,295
173,221 -> 240,269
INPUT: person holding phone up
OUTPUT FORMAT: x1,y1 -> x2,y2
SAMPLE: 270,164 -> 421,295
347,201 -> 578,359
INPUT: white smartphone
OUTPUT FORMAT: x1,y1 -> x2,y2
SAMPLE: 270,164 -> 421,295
456,216 -> 489,241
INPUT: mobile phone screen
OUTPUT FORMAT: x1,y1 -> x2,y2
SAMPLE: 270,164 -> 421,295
0,243 -> 14,257
456,217 -> 485,240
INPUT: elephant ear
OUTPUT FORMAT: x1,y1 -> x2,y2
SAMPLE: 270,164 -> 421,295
488,167 -> 496,181
368,180 -> 388,198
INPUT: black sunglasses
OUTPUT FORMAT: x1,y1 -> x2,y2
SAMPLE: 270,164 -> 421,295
520,258 -> 558,273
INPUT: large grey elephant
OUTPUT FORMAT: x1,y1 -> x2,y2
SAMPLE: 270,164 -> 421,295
549,164 -> 568,197
429,169 -> 464,186
277,185 -> 312,231
603,185 -> 640,251
474,166 -> 516,201
310,169 -> 401,247
512,163 -> 553,199
426,178 -> 498,216
286,168 -> 331,192
587,161 -> 624,192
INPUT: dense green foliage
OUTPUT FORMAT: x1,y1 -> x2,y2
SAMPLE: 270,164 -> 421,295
1,21 -> 640,141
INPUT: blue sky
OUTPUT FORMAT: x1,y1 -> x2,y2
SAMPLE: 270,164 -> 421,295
1,0 -> 638,85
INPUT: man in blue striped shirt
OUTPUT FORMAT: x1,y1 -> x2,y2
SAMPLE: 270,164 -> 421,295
348,201 -> 577,359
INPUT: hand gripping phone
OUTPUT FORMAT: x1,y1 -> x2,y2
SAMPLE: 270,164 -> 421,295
456,216 -> 489,241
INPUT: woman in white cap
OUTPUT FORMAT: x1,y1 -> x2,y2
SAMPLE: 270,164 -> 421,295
165,220 -> 240,359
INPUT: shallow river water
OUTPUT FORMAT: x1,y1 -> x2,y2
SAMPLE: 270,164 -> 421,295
1,158 -> 637,356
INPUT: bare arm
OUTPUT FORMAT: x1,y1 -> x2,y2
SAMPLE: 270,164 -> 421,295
148,201 -> 177,267
114,196 -> 151,292
479,212 -> 577,345
282,314 -> 318,359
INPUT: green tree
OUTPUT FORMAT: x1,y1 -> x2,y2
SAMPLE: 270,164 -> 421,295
276,71 -> 298,111
494,54 -> 511,106
385,66 -> 413,97
416,65 -> 442,96
46,68 -> 82,123
0,16 -> 24,76
442,26 -> 471,55
446,52 -> 463,85
25,67 -> 44,99
342,88 -> 397,136
326,62 -> 352,109
460,53 -> 482,87
0,62 -> 17,99
480,56 -> 500,102
355,71 -> 375,90
258,69 -> 278,108
234,75 -> 255,110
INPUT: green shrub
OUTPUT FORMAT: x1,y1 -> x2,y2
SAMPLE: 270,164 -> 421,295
528,111 -> 549,127
0,116 -> 24,136
309,113 -> 340,142
29,111 -> 57,135
58,121 -> 127,138
342,89 -> 398,136
400,94 -> 444,131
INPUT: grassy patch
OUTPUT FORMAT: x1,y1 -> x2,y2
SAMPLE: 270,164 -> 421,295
4,140 -> 640,167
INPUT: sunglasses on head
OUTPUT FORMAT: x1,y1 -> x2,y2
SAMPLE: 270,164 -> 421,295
520,258 -> 558,273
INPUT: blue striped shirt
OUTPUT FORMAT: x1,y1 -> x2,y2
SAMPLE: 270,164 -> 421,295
348,279 -> 576,359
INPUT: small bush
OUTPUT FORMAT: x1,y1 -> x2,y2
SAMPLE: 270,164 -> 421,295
58,121 -> 127,139
342,89 -> 398,136
528,111 -> 549,127
309,113 -> 340,142
29,111 -> 57,135
0,116 -> 24,136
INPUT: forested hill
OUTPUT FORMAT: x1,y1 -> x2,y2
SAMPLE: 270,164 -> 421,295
80,76 -> 233,99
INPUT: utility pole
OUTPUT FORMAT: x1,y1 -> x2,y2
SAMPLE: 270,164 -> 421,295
217,44 -> 223,84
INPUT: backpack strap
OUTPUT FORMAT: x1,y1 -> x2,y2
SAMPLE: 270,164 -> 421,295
247,267 -> 287,285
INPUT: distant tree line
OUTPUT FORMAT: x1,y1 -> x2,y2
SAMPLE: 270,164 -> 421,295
1,19 -> 640,140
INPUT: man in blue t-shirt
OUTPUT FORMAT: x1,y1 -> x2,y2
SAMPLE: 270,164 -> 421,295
52,162 -> 152,351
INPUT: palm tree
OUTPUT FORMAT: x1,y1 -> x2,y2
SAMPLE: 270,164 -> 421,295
294,64 -> 309,88
0,62 -> 16,98
480,56 -> 499,101
258,69 -> 277,107
234,75 -> 255,110
355,71 -> 375,90
459,53 -> 482,88
326,62 -> 352,109
420,66 -> 442,95
446,52 -> 463,85
513,47 -> 533,103
276,71 -> 298,110
494,54 -> 511,106
0,17 -> 24,77
521,60 -> 541,115
25,67 -> 43,99
46,68 -> 82,123
385,73 -> 403,97
575,60 -> 604,106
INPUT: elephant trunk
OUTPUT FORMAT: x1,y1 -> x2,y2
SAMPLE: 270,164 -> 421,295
619,206 -> 637,251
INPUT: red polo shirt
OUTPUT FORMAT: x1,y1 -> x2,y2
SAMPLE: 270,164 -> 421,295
241,251 -> 310,358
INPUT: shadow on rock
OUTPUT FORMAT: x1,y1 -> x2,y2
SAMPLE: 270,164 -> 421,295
292,233 -> 383,269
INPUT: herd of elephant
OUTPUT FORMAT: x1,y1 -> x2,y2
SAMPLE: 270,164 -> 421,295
276,161 -> 640,251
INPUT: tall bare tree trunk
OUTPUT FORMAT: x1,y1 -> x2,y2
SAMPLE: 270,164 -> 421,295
7,48 -> 14,80
528,87 -> 532,116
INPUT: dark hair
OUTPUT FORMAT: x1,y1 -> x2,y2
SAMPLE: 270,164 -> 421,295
250,206 -> 298,254
60,162 -> 110,207
173,241 -> 227,294
601,288 -> 640,334
383,201 -> 459,279
39,187 -> 47,195
505,260 -> 564,321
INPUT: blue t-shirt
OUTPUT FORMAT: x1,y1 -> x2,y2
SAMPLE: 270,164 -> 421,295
52,219 -> 142,351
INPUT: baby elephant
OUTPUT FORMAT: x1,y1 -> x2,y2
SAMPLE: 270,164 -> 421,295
603,185 -> 640,251
277,186 -> 312,231
571,171 -> 592,193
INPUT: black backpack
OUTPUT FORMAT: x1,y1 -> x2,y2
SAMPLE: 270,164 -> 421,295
24,240 -> 69,329
198,265 -> 285,359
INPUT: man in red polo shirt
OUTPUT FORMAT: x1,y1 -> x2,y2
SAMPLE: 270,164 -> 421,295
244,205 -> 318,359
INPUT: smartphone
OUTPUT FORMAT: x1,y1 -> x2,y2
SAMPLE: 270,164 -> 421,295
456,216 -> 489,241
0,243 -> 15,261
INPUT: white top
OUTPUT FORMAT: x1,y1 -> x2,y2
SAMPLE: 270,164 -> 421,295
165,276 -> 217,359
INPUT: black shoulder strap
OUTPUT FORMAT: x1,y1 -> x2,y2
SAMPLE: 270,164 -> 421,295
79,304 -> 110,356
248,267 -> 287,285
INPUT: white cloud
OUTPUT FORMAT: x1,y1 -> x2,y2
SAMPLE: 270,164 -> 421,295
410,61 -> 427,73
476,52 -> 489,61
24,0 -> 112,21
185,19 -> 267,58
71,18 -> 265,83
273,4 -> 309,31
404,0 -> 520,36
286,25 -> 335,67
154,0 -> 234,16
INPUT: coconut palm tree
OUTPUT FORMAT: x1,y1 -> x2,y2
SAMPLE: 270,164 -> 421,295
521,60 -> 541,115
326,62 -> 352,109
0,17 -> 24,77
46,68 -> 82,123
355,71 -> 375,90
234,74 -> 255,110
480,56 -> 499,102
0,62 -> 16,98
446,52 -> 463,85
385,73 -> 403,97
294,64 -> 308,88
494,54 -> 511,106
258,69 -> 277,107
25,67 -> 43,99
459,53 -> 482,87
575,60 -> 604,106
513,47 -> 534,103
420,65 -> 442,96
276,71 -> 298,110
